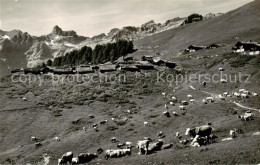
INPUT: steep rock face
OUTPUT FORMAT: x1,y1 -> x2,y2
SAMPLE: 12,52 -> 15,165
25,42 -> 52,67
0,39 -> 12,54
51,25 -> 77,37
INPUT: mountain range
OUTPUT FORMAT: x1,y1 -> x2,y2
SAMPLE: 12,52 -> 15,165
0,13 -> 226,76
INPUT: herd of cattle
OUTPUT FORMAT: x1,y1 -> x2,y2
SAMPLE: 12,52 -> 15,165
45,86 -> 258,164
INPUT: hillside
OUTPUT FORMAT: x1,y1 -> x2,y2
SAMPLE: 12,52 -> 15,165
0,1 -> 260,165
133,0 -> 260,60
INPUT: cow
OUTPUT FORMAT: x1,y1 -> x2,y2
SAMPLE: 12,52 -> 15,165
241,93 -> 249,98
185,124 -> 214,138
161,143 -> 173,150
187,95 -> 193,99
97,148 -> 104,154
162,92 -> 167,98
238,112 -> 255,121
136,140 -> 150,155
125,142 -> 133,149
172,111 -> 178,116
88,114 -> 95,119
179,106 -> 186,110
169,101 -> 175,105
164,104 -> 168,109
253,92 -> 258,96
144,121 -> 149,126
181,101 -> 189,105
54,136 -> 60,141
100,120 -> 108,125
230,129 -> 236,138
31,136 -> 38,141
163,111 -> 170,117
105,149 -> 131,159
190,99 -> 195,103
223,92 -> 229,97
148,140 -> 164,153
111,137 -> 117,143
233,92 -> 241,97
77,153 -> 98,164
117,143 -> 126,149
206,97 -> 214,103
58,151 -> 73,165
219,94 -> 225,100
171,96 -> 177,102
179,139 -> 191,145
219,68 -> 224,71
202,99 -> 207,104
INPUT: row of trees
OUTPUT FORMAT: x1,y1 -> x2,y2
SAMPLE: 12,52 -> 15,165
51,40 -> 134,67
182,13 -> 203,25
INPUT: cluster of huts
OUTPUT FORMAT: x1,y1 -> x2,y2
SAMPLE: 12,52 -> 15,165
232,41 -> 260,55
11,56 -> 176,75
185,43 -> 224,53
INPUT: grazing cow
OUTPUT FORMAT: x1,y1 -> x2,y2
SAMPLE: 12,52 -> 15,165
223,92 -> 229,97
31,136 -> 38,141
179,106 -> 186,110
105,149 -> 131,159
35,142 -> 42,148
238,112 -> 255,121
163,111 -> 170,117
206,97 -> 214,103
126,110 -> 131,114
97,148 -> 104,154
144,121 -> 149,126
157,131 -> 163,137
179,139 -> 190,145
88,114 -> 95,119
164,104 -> 168,109
117,143 -> 126,149
219,68 -> 224,71
190,99 -> 195,103
78,153 -> 97,164
162,92 -> 166,98
239,89 -> 246,93
126,142 -> 133,149
100,120 -> 108,125
202,99 -> 207,104
187,95 -> 193,99
220,79 -> 227,83
92,124 -> 98,128
22,97 -> 27,101
111,137 -> 117,143
54,136 -> 60,141
243,91 -> 250,95
148,140 -> 163,153
185,125 -> 214,138
233,92 -> 241,97
111,118 -> 115,121
171,96 -> 177,102
241,93 -> 249,98
202,81 -> 206,87
169,101 -> 175,105
230,129 -> 236,138
172,111 -> 178,116
136,140 -> 150,155
253,93 -> 258,96
58,151 -> 73,165
162,143 -> 173,150
143,137 -> 151,141
219,95 -> 225,100
181,101 -> 189,105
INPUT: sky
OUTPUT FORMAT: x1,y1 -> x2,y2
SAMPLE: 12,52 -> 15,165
0,0 -> 254,37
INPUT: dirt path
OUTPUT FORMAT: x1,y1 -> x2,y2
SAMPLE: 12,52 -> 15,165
189,85 -> 260,113
232,101 -> 260,113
